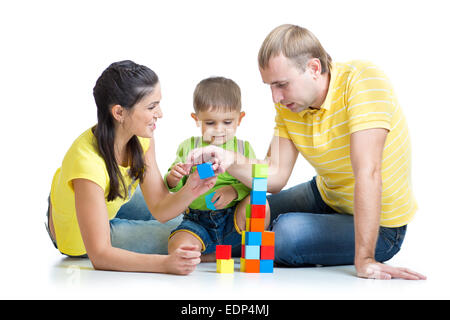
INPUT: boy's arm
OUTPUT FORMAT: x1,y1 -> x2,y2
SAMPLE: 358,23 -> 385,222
164,139 -> 192,192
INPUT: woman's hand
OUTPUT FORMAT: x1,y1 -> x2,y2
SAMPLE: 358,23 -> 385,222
210,186 -> 238,209
163,245 -> 201,275
184,168 -> 218,198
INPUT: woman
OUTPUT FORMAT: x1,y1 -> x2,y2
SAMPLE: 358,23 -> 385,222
46,60 -> 219,275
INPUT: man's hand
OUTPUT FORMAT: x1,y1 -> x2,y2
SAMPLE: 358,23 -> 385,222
356,258 -> 426,280
186,145 -> 232,173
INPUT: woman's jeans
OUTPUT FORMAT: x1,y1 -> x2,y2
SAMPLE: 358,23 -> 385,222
110,187 -> 182,254
47,187 -> 182,257
267,177 -> 407,267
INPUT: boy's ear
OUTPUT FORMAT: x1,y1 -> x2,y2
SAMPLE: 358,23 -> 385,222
191,112 -> 200,127
237,111 -> 246,125
111,104 -> 125,123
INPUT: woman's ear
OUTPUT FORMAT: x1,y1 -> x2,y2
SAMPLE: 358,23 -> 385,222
111,104 -> 125,123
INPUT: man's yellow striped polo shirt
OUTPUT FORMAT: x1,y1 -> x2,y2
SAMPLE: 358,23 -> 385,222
274,60 -> 417,227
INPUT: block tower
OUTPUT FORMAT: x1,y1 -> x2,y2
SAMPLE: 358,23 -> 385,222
240,164 -> 275,273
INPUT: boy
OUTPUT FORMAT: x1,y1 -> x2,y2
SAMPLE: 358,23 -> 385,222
165,77 -> 270,261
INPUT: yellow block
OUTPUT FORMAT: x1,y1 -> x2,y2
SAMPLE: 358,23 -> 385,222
240,257 -> 246,272
217,259 -> 234,273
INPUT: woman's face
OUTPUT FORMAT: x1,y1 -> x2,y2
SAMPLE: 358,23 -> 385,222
123,82 -> 162,138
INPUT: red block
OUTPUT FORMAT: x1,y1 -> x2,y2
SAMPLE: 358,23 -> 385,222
216,245 -> 231,259
260,246 -> 275,260
251,204 -> 266,218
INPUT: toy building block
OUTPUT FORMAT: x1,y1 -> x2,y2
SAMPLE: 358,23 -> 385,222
205,192 -> 218,210
246,204 -> 252,219
245,259 -> 260,273
251,204 -> 266,218
240,257 -> 246,272
245,218 -> 250,231
216,245 -> 231,260
241,231 -> 246,245
252,178 -> 268,191
216,259 -> 234,273
261,231 -> 275,246
250,190 -> 266,205
250,218 -> 265,232
260,259 -> 274,273
252,164 -> 268,178
260,245 -> 275,260
245,232 -> 262,246
197,162 -> 215,179
241,244 -> 245,257
245,245 -> 260,260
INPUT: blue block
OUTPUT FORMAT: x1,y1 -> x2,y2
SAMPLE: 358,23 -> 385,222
197,162 -> 215,179
251,190 -> 266,205
245,231 -> 262,246
245,245 -> 260,260
260,259 -> 274,273
205,192 -> 217,210
252,178 -> 267,192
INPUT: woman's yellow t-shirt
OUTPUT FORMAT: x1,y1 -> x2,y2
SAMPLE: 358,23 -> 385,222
50,127 -> 150,256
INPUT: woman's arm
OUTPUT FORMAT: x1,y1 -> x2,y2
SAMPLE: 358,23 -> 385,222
73,178 -> 200,274
140,137 -> 218,223
186,135 -> 299,193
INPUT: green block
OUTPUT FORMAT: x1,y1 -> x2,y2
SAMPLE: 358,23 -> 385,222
245,204 -> 252,219
252,164 -> 268,178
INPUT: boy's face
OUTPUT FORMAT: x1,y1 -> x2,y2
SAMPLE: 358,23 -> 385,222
191,109 -> 245,146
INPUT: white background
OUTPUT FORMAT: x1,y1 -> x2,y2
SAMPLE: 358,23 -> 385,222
1,0 -> 449,299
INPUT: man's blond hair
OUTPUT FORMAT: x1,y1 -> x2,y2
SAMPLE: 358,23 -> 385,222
258,24 -> 332,74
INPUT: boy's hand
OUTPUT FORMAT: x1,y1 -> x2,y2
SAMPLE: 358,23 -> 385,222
167,163 -> 191,189
211,186 -> 238,210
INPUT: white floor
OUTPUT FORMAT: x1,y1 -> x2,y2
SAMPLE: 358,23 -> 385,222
2,217 -> 448,300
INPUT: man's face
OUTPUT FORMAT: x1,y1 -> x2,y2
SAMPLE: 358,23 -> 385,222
260,54 -> 319,112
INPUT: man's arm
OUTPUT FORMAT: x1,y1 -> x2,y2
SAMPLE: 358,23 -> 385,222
350,128 -> 425,280
226,135 -> 299,193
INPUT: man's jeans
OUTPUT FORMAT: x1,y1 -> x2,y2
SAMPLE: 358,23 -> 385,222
267,177 -> 407,266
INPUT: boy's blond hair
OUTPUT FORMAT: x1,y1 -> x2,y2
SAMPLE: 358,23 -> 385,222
193,77 -> 241,113
258,24 -> 332,74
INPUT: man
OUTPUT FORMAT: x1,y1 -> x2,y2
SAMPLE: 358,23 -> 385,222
188,24 -> 425,280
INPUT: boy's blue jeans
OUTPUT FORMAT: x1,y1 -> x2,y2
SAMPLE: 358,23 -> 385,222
267,177 -> 407,267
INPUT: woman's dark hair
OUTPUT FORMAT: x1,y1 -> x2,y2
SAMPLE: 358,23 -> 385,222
93,60 -> 159,201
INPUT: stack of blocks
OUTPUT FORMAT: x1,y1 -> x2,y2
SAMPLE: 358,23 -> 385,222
214,164 -> 275,274
240,164 -> 274,273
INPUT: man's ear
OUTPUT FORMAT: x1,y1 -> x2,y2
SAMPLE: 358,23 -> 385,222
307,58 -> 322,79
111,104 -> 125,123
191,112 -> 201,127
